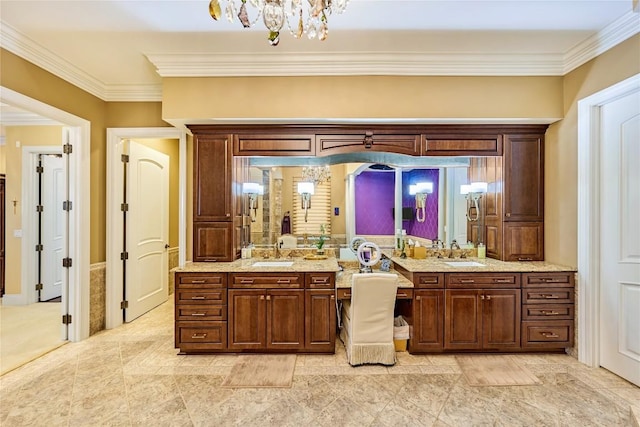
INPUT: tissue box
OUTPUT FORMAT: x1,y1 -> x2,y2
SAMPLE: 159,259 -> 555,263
413,246 -> 427,259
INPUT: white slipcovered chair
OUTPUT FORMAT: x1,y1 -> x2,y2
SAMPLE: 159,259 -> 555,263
340,273 -> 399,366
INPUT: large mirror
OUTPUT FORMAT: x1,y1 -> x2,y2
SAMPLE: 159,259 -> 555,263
245,153 -> 488,249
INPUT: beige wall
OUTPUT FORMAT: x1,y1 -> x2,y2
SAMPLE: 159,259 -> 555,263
163,76 -> 564,121
135,138 -> 180,247
3,126 -> 63,294
1,49 -> 170,265
544,35 -> 640,268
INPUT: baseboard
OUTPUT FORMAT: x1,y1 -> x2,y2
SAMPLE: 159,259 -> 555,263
1,293 -> 28,306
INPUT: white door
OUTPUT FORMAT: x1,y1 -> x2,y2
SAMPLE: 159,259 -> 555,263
599,89 -> 640,386
124,141 -> 169,322
40,154 -> 64,301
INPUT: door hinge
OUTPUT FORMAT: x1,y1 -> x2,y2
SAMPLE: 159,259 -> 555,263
63,144 -> 73,154
36,205 -> 44,212
120,300 -> 129,309
121,203 -> 129,212
62,314 -> 72,324
120,252 -> 129,260
63,201 -> 72,211
35,244 -> 43,252
36,166 -> 44,174
35,283 -> 43,291
62,258 -> 72,268
121,154 -> 129,163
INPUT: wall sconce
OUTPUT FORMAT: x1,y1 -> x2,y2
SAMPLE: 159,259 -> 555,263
297,181 -> 314,222
460,182 -> 488,221
242,182 -> 264,222
409,182 -> 433,223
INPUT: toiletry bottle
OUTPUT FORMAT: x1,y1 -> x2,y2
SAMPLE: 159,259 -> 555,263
477,243 -> 486,259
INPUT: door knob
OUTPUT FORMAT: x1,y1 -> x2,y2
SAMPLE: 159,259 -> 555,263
165,243 -> 170,249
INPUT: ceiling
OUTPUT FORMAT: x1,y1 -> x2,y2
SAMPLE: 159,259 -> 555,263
0,0 -> 638,111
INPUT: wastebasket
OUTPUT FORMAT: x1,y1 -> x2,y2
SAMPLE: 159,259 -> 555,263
393,315 -> 409,351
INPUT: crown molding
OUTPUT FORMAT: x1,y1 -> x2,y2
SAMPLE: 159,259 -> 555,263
147,51 -> 565,77
563,10 -> 640,74
0,21 -> 162,102
2,9 -> 638,102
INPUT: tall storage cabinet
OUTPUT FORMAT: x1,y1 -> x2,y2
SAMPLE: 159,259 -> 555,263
192,132 -> 249,261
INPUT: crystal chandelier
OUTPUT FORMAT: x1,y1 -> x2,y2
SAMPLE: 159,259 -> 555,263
208,0 -> 350,46
302,165 -> 331,185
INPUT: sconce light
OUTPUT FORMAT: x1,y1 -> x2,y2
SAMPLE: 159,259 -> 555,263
409,182 -> 433,223
242,182 -> 264,222
460,182 -> 488,221
297,181 -> 314,222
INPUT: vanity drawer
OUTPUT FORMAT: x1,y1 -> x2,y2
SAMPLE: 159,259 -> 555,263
414,273 -> 445,289
306,273 -> 335,289
177,321 -> 227,351
522,272 -> 574,288
336,288 -> 413,300
522,304 -> 574,320
522,320 -> 573,348
230,273 -> 304,288
176,304 -> 226,321
176,289 -> 227,305
177,273 -> 227,287
446,273 -> 521,289
523,288 -> 574,304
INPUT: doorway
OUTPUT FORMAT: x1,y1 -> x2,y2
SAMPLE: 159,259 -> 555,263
105,128 -> 186,329
578,73 -> 640,386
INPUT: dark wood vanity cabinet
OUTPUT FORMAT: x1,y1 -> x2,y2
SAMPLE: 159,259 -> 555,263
521,272 -> 575,349
444,273 -> 521,351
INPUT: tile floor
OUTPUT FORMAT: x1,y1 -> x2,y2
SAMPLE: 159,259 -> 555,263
1,299 -> 638,427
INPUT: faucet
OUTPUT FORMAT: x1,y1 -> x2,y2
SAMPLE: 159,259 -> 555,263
449,239 -> 460,258
431,239 -> 445,249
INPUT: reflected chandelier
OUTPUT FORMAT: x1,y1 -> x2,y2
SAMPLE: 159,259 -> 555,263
302,165 -> 331,185
209,0 -> 350,46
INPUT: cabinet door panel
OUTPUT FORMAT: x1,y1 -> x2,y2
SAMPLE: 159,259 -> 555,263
267,290 -> 305,349
194,135 -> 232,221
193,222 -> 233,262
503,222 -> 544,261
412,290 -> 444,352
228,289 -> 265,349
504,134 -> 544,221
234,133 -> 315,156
305,290 -> 336,352
482,290 -> 521,349
445,290 -> 482,350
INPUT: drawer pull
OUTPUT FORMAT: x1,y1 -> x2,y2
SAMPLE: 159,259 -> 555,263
260,295 -> 265,300
330,295 -> 335,300
397,293 -> 408,298
190,312 -> 206,316
266,295 -> 271,301
518,257 -> 533,261
240,279 -> 254,284
421,278 -> 438,284
539,294 -> 559,299
481,295 -> 485,300
540,332 -> 559,338
459,279 -> 475,284
191,333 -> 207,339
486,295 -> 491,300
493,279 -> 512,283
190,280 -> 206,284
416,295 -> 421,300
312,277 -> 328,284
191,296 -> 206,300
541,310 -> 560,316
344,293 -> 351,298
277,279 -> 291,284
543,278 -> 561,283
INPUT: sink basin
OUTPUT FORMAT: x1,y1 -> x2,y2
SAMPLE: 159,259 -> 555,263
443,261 -> 486,267
252,261 -> 294,267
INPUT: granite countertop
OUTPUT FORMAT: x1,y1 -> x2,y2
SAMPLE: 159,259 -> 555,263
391,256 -> 576,273
336,268 -> 414,289
174,258 -> 341,273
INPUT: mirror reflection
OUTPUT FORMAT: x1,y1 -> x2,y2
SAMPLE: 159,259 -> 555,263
245,155 -> 489,250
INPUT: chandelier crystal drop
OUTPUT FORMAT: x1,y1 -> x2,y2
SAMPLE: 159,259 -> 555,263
302,165 -> 331,185
208,0 -> 349,46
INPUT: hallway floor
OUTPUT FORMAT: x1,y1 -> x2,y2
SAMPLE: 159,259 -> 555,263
1,299 -> 638,426
0,300 -> 65,375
